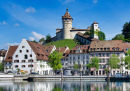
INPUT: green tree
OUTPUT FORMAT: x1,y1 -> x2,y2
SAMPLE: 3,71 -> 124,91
52,86 -> 62,91
39,38 -> 45,42
0,63 -> 4,71
48,51 -> 63,74
74,64 -> 79,70
98,31 -> 106,41
122,22 -> 130,42
124,49 -> 130,69
109,54 -> 120,70
87,57 -> 100,75
46,34 -> 51,43
112,34 -> 125,42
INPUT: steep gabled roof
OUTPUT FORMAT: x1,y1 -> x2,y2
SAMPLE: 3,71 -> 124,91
42,45 -> 55,54
27,41 -> 49,60
4,46 -> 18,62
56,47 -> 67,53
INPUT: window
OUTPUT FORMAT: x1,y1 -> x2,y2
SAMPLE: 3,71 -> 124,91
22,65 -> 25,68
102,53 -> 105,57
19,50 -> 22,53
113,48 -> 115,51
97,48 -> 99,51
100,48 -> 103,51
107,59 -> 109,63
28,65 -> 33,67
15,55 -> 18,58
90,48 -> 92,51
73,57 -> 75,60
9,66 -> 11,69
106,53 -> 109,57
24,55 -> 28,59
22,46 -> 25,48
78,56 -> 80,59
104,48 -> 106,51
9,62 -> 11,64
103,65 -> 105,69
70,57 -> 71,60
26,50 -> 29,53
103,59 -> 105,63
28,59 -> 33,62
22,60 -> 25,63
15,65 -> 18,68
14,60 -> 19,63
107,48 -> 110,51
30,54 -> 32,57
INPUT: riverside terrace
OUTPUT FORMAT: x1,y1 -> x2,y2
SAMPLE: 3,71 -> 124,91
3,38 -> 130,76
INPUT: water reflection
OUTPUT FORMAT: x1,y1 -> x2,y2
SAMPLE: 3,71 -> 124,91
0,81 -> 130,91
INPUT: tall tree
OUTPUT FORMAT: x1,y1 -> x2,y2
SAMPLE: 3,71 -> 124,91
112,34 -> 125,42
48,51 -> 63,74
98,31 -> 106,41
31,40 -> 38,43
109,54 -> 120,69
124,49 -> 130,69
87,57 -> 100,75
0,63 -> 4,71
122,22 -> 130,42
46,34 -> 51,43
39,38 -> 45,42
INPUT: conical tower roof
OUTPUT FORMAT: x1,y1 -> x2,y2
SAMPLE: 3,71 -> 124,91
62,7 -> 73,19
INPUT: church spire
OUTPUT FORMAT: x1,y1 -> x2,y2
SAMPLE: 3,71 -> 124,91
66,6 -> 68,12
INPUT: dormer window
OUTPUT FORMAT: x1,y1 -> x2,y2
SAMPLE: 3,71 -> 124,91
104,48 -> 106,51
117,48 -> 119,51
100,48 -> 103,51
93,48 -> 95,51
113,48 -> 115,51
97,48 -> 99,51
107,48 -> 110,51
90,48 -> 92,51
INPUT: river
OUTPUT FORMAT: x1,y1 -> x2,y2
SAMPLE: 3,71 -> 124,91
0,81 -> 130,91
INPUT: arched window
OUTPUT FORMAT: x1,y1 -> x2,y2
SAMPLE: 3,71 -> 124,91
24,55 -> 28,59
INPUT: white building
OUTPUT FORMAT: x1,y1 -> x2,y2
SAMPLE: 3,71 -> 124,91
12,38 -> 53,74
4,46 -> 18,73
61,45 -> 90,75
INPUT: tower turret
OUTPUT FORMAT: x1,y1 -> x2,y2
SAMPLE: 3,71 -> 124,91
62,7 -> 73,39
92,21 -> 100,39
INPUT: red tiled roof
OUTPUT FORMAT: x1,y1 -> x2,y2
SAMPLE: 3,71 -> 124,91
56,47 -> 67,53
70,45 -> 90,54
62,9 -> 72,19
4,46 -> 18,62
42,45 -> 55,54
27,41 -> 49,60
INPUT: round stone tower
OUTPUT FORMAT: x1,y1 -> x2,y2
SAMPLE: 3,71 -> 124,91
62,8 -> 73,39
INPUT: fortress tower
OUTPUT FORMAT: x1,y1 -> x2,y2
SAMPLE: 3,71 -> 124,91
62,8 -> 73,39
92,21 -> 100,39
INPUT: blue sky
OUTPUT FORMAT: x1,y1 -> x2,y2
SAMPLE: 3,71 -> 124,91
0,0 -> 130,49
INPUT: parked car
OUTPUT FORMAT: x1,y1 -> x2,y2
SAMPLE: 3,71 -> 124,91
7,71 -> 13,73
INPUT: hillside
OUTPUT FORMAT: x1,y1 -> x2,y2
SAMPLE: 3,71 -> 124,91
45,39 -> 77,49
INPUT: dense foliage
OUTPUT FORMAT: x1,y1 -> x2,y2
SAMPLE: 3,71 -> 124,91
48,51 -> 63,71
46,34 -> 51,43
122,22 -> 130,42
112,34 -> 125,42
87,57 -> 100,70
98,31 -> 106,41
39,38 -> 45,42
109,54 -> 120,69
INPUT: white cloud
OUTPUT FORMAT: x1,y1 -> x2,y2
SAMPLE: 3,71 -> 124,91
0,42 -> 19,50
63,0 -> 75,4
14,23 -> 19,26
93,0 -> 98,4
3,21 -> 7,24
29,37 -> 35,41
0,21 -> 7,25
25,7 -> 36,13
29,31 -> 45,41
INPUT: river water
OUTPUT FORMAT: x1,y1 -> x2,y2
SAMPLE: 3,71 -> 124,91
0,81 -> 130,91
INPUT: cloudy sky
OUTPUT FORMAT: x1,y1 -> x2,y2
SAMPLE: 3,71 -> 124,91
0,0 -> 130,49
